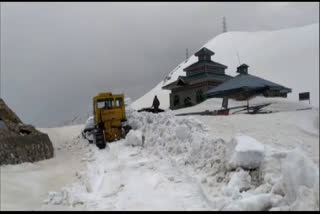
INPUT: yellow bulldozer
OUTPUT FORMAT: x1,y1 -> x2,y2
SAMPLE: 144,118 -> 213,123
89,92 -> 131,149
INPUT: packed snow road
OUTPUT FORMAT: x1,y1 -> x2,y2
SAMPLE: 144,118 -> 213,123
0,125 -> 84,211
1,125 -> 211,211
72,142 -> 210,210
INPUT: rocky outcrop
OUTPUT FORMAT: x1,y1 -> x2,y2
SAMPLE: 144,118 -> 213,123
0,98 -> 54,165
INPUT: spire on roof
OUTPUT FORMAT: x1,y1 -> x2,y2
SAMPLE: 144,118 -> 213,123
194,47 -> 215,61
195,47 -> 214,57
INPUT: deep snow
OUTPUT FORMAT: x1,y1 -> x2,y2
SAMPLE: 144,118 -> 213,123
1,97 -> 318,211
2,97 -> 316,211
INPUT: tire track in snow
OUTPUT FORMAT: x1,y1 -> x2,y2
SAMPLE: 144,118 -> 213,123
157,149 -> 218,210
87,143 -> 210,210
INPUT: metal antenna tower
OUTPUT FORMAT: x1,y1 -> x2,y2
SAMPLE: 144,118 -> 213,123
237,51 -> 241,66
222,16 -> 227,33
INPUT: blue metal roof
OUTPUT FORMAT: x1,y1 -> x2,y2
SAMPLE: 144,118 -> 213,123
205,73 -> 292,97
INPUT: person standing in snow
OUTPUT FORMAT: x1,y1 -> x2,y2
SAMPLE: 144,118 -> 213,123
152,95 -> 160,113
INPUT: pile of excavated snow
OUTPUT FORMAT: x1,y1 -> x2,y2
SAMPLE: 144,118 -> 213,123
44,103 -> 319,211
226,136 -> 265,170
276,149 -> 319,210
124,105 -> 319,211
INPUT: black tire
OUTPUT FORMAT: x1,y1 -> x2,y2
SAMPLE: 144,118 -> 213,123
94,128 -> 106,149
96,142 -> 106,149
122,125 -> 132,136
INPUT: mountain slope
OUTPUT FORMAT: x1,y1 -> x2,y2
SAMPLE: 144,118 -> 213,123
131,23 -> 319,109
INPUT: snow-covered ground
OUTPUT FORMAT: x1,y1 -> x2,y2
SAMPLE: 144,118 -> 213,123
0,125 -> 85,210
1,97 -> 318,210
174,97 -> 319,167
1,24 -> 319,211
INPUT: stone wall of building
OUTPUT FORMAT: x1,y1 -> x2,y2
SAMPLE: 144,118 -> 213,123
170,85 -> 208,110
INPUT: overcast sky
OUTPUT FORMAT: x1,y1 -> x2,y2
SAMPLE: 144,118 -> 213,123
1,2 -> 319,127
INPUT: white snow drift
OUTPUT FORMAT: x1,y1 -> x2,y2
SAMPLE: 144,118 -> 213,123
226,136 -> 265,170
122,104 -> 319,211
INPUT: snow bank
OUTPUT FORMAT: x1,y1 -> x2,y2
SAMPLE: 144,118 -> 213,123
126,106 -> 221,169
124,105 -> 319,211
222,168 -> 252,199
126,130 -> 143,147
222,193 -> 272,211
279,149 -> 319,210
226,136 -> 265,170
43,102 -> 319,211
83,116 -> 94,131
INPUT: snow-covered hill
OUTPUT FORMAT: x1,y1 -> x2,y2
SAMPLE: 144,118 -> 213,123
131,23 -> 319,110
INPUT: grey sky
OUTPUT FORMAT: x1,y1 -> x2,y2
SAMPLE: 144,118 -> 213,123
1,2 -> 319,127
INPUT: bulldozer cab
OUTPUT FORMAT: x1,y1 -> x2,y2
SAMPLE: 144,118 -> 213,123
92,93 -> 127,148
93,93 -> 126,124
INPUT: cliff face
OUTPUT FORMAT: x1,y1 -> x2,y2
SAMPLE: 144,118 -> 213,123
0,98 -> 54,165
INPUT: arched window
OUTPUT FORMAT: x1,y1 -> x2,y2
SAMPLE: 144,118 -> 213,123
173,95 -> 180,106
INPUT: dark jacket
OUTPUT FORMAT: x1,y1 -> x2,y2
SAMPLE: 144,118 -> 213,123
152,96 -> 160,108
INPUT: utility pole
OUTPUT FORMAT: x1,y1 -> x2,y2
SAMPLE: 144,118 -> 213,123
222,16 -> 227,33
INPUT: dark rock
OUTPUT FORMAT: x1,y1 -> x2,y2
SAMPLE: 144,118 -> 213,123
0,98 -> 54,165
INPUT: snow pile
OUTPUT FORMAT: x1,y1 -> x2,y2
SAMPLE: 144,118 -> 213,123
132,23 -> 319,110
83,116 -> 94,131
126,107 -> 221,170
222,193 -> 272,211
42,103 -> 318,211
222,168 -> 252,199
124,105 -> 319,211
226,136 -> 265,170
126,130 -> 143,147
274,149 -> 319,210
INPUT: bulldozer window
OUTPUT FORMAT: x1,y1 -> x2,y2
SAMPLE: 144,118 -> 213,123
115,98 -> 123,107
105,98 -> 114,109
97,100 -> 106,109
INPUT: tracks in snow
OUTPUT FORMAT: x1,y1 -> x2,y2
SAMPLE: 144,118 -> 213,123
81,142 -> 210,210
